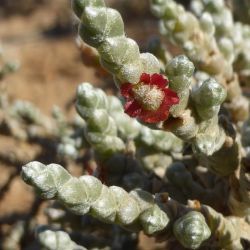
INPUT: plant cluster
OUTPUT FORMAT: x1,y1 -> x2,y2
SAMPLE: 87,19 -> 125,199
18,0 -> 250,249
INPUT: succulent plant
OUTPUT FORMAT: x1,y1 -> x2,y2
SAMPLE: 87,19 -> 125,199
16,0 -> 250,249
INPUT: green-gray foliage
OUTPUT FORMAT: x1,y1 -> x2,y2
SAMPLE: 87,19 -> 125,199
22,162 -> 169,235
173,211 -> 211,249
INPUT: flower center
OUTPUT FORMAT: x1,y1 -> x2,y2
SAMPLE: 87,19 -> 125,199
132,83 -> 164,111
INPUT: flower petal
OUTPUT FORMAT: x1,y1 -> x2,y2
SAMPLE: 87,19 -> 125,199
139,108 -> 169,123
140,73 -> 151,84
150,73 -> 168,88
121,73 -> 179,123
121,83 -> 133,98
124,100 -> 142,117
164,88 -> 180,105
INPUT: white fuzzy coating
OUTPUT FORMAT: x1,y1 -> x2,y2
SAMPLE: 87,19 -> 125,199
132,83 -> 164,111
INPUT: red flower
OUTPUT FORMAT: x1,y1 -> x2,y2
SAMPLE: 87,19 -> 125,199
121,73 -> 179,123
